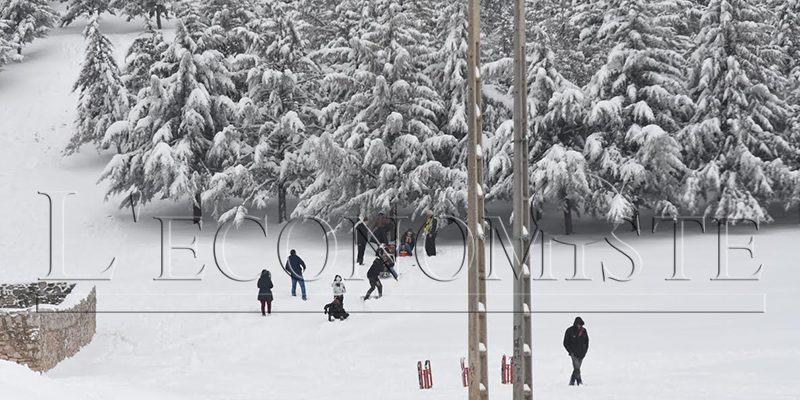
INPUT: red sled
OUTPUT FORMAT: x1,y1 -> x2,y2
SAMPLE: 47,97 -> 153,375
398,250 -> 411,257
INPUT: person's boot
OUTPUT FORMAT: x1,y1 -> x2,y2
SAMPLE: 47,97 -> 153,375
569,377 -> 576,386
576,377 -> 583,386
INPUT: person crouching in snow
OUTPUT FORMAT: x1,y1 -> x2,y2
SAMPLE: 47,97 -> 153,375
364,250 -> 395,300
324,297 -> 349,321
257,270 -> 274,316
331,274 -> 346,304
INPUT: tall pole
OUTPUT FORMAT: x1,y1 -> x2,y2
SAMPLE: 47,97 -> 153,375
466,0 -> 489,398
512,0 -> 532,397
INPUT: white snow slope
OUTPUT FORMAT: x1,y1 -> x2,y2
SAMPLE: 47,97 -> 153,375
0,13 -> 799,400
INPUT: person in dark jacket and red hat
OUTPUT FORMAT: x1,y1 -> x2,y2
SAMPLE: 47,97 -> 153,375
257,270 -> 274,316
563,316 -> 589,386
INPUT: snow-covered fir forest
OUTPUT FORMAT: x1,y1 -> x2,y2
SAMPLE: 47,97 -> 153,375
3,0 -> 800,233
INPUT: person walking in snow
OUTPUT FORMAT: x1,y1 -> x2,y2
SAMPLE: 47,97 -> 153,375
285,249 -> 308,300
423,210 -> 438,256
356,218 -> 370,265
323,297 -> 349,322
563,316 -> 589,386
257,270 -> 274,316
331,274 -> 346,304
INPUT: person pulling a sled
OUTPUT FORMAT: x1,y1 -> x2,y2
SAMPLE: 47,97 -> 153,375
257,270 -> 274,316
324,297 -> 349,322
563,316 -> 589,386
331,274 -> 346,304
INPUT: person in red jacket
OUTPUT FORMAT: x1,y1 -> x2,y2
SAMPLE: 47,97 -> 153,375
563,316 -> 589,386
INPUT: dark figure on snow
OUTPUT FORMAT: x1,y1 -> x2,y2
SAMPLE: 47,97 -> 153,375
364,250 -> 395,299
372,212 -> 391,244
423,210 -> 438,257
331,274 -> 346,304
257,270 -> 274,316
285,249 -> 307,300
356,218 -> 370,265
324,297 -> 349,322
563,316 -> 589,386
399,229 -> 415,256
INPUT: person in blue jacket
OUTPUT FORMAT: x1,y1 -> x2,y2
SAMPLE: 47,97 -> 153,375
285,249 -> 308,300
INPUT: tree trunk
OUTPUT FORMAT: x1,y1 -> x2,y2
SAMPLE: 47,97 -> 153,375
17,47 -> 21,55
564,207 -> 573,235
277,181 -> 287,224
193,193 -> 202,226
156,8 -> 162,29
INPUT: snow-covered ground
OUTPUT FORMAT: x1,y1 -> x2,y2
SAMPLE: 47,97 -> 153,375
1,13 -> 799,400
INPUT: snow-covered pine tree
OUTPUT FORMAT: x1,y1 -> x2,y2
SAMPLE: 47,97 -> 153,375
431,0 -> 468,167
65,14 -> 128,155
581,0 -> 691,225
296,0 -> 458,223
110,0 -> 171,29
121,17 -> 166,97
205,2 -> 318,224
681,0 -> 794,223
100,15 -> 236,220
0,0 -> 57,55
487,32 -> 590,234
772,0 -> 800,216
0,21 -> 19,68
60,0 -> 112,27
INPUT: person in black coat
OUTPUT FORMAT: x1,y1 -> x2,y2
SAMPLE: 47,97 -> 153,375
563,316 -> 589,386
364,250 -> 394,299
257,270 -> 274,316
284,249 -> 307,300
423,210 -> 438,256
356,218 -> 370,265
323,297 -> 349,321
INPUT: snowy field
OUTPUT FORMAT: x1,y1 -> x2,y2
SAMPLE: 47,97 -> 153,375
1,13 -> 799,400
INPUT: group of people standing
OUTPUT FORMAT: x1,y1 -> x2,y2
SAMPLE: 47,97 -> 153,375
356,210 -> 438,265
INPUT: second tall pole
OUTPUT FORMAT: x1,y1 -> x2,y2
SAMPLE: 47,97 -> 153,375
511,0 -> 532,397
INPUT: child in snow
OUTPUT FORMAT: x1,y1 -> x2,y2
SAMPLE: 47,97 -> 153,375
398,230 -> 415,256
257,270 -> 274,316
331,274 -> 346,304
324,298 -> 349,322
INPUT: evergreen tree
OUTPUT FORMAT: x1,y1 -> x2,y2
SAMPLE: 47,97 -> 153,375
296,0 -> 459,223
121,17 -> 166,97
205,2 -> 318,224
0,0 -> 57,55
581,0 -> 691,223
60,0 -> 113,27
487,34 -> 590,233
110,0 -> 171,29
66,15 -> 129,155
431,0 -> 467,166
0,21 -> 19,68
681,0 -> 794,223
100,16 -> 236,217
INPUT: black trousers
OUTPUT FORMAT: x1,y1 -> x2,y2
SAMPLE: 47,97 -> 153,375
357,242 -> 367,264
365,277 -> 382,298
425,233 -> 436,256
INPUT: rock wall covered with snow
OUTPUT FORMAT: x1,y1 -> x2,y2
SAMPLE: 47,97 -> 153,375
0,284 -> 96,372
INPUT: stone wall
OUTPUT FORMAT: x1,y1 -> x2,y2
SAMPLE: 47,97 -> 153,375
0,284 -> 96,372
0,282 -> 75,308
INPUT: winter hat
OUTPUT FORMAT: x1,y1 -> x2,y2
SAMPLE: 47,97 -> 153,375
574,316 -> 585,326
261,269 -> 268,276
